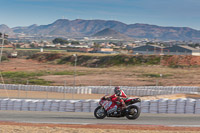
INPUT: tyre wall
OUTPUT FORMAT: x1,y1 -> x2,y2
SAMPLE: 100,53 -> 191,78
0,98 -> 200,114
0,84 -> 199,96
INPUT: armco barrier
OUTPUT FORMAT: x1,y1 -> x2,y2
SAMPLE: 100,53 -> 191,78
0,98 -> 200,114
0,84 -> 200,96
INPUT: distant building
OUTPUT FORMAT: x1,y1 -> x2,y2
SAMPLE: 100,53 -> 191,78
44,44 -> 56,48
132,45 -> 164,55
131,44 -> 200,56
20,44 -> 31,48
99,48 -> 113,52
164,45 -> 200,56
90,48 -> 116,54
67,45 -> 89,48
3,44 -> 13,48
126,43 -> 137,48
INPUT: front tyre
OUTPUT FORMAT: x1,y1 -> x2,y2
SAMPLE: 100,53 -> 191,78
126,105 -> 141,120
94,106 -> 106,119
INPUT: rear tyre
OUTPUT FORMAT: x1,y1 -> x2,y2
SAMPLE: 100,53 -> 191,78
126,105 -> 141,120
94,106 -> 106,119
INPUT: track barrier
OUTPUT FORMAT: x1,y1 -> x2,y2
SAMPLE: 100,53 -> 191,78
0,98 -> 200,114
0,84 -> 199,96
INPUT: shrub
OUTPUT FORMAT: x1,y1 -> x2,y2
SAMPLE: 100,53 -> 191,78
0,55 -> 8,62
28,79 -> 52,85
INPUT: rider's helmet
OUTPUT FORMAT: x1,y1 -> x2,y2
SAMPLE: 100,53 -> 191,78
114,86 -> 121,96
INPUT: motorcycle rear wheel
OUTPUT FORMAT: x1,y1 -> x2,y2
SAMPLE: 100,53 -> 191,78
94,106 -> 106,119
126,105 -> 141,120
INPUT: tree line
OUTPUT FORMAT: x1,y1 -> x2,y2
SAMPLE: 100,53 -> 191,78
52,38 -> 79,45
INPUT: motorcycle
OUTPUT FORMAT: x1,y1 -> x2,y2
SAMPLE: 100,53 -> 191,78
94,95 -> 141,120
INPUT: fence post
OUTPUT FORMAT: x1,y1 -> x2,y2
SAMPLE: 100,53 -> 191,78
26,80 -> 29,98
46,87 -> 48,99
156,80 -> 158,86
64,81 -> 66,99
18,85 -> 21,98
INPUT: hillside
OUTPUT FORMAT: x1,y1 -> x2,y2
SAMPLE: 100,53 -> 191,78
29,53 -> 200,68
30,53 -> 161,67
92,28 -> 131,39
0,24 -> 15,36
12,24 -> 38,34
162,55 -> 200,67
1,19 -> 199,41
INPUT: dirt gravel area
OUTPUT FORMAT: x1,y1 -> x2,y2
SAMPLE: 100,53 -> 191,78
1,58 -> 200,86
0,58 -> 70,72
0,121 -> 200,133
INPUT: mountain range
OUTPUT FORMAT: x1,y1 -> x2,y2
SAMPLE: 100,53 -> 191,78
1,19 -> 200,41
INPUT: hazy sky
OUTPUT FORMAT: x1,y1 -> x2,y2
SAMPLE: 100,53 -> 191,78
0,0 -> 200,29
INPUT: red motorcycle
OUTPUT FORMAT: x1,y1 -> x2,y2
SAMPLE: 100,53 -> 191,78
94,95 -> 141,120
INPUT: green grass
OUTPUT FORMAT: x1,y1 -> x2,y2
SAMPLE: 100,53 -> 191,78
15,48 -> 66,52
28,79 -> 52,85
2,70 -> 87,78
1,71 -> 50,85
51,71 -> 87,76
4,78 -> 52,85
1,71 -> 45,78
1,70 -> 88,85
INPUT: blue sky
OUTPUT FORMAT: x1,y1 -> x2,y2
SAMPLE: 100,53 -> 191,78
0,0 -> 200,29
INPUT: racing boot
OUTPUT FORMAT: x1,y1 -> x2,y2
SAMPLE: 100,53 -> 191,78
121,102 -> 127,114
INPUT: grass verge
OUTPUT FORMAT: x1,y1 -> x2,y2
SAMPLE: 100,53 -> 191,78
0,70 -> 88,85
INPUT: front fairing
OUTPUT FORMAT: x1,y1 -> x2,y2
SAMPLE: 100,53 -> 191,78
100,100 -> 112,110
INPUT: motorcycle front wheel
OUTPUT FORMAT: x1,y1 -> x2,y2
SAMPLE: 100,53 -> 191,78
94,106 -> 106,119
126,105 -> 141,120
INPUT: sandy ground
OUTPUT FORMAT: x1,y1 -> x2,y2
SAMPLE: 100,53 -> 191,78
0,121 -> 200,133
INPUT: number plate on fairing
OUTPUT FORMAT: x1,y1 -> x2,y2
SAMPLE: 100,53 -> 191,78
102,101 -> 112,110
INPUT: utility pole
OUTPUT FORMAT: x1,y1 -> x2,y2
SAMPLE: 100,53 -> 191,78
0,33 -> 8,63
0,33 -> 9,98
73,54 -> 77,99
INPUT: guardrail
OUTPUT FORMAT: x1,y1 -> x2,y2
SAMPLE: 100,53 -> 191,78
0,98 -> 200,114
0,84 -> 199,96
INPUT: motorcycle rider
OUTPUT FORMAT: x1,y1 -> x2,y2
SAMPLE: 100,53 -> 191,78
108,86 -> 127,111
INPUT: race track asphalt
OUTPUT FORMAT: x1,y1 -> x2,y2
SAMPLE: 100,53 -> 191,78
0,110 -> 200,127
